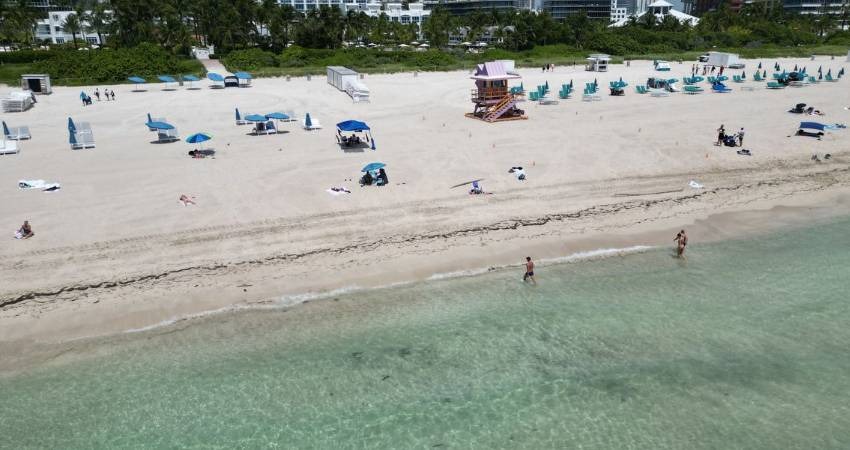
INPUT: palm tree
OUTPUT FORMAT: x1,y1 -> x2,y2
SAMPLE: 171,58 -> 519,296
63,13 -> 82,48
88,2 -> 111,46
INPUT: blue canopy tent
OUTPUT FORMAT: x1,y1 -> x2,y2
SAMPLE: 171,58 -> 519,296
158,75 -> 177,90
128,76 -> 147,92
799,122 -> 826,131
336,120 -> 375,150
207,72 -> 225,89
234,71 -> 253,87
182,74 -> 200,89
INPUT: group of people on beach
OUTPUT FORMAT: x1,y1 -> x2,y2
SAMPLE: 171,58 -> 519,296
81,88 -> 116,105
716,124 -> 745,147
691,64 -> 724,77
542,63 -> 556,72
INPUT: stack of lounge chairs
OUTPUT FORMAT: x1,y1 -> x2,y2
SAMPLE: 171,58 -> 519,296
582,82 -> 601,101
635,85 -> 648,94
69,122 -> 95,150
2,91 -> 34,113
766,81 -> 785,89
558,84 -> 573,99
683,85 -> 704,94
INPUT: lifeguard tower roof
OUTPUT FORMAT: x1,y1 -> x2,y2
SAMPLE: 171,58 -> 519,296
471,61 -> 521,81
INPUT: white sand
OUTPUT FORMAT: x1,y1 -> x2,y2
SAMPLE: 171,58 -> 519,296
1,56 -> 850,345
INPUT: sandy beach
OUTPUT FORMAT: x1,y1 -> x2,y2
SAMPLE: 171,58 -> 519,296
2,56 -> 849,348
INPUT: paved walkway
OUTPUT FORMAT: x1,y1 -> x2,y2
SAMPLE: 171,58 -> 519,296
199,59 -> 231,75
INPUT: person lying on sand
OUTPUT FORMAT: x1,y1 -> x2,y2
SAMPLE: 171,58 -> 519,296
330,187 -> 351,194
179,194 -> 196,206
806,107 -> 824,116
15,221 -> 34,239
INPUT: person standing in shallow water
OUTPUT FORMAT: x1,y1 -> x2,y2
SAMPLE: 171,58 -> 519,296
674,230 -> 688,257
523,257 -> 536,284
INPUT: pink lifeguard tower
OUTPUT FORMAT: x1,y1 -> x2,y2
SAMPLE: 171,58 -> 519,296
466,61 -> 526,123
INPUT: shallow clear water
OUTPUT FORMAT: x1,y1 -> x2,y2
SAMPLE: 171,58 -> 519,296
3,218 -> 850,449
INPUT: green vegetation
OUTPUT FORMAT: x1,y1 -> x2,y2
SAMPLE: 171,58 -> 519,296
219,44 -> 849,78
0,44 -> 203,86
0,0 -> 848,85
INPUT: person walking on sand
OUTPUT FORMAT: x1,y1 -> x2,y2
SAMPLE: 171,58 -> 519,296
523,257 -> 536,284
737,127 -> 745,146
716,124 -> 725,146
94,88 -> 100,101
674,230 -> 688,257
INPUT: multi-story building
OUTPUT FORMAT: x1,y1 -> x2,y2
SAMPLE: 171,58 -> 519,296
610,0 -> 630,20
342,2 -> 431,37
542,0 -> 612,19
423,0 -> 528,15
783,0 -> 846,15
34,10 -> 104,45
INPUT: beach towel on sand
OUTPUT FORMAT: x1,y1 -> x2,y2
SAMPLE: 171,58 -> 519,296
19,180 -> 61,191
688,180 -> 704,189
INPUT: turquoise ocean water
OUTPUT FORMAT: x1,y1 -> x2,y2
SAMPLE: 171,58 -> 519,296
2,217 -> 850,449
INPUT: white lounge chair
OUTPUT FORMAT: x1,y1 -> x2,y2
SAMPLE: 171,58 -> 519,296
71,132 -> 95,150
302,117 -> 322,130
157,128 -> 179,142
0,139 -> 19,155
4,124 -> 31,140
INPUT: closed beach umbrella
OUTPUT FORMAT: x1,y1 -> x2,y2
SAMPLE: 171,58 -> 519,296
763,70 -> 767,78
245,114 -> 266,122
362,162 -> 385,173
69,129 -> 77,145
545,80 -> 549,89
146,121 -> 174,130
2,121 -> 9,136
147,113 -> 153,123
235,108 -> 242,121
185,133 -> 212,144
794,64 -> 798,71
827,69 -> 832,77
818,65 -> 823,74
819,72 -> 823,80
569,80 -> 573,88
757,62 -> 762,69
371,138 -> 376,151
67,117 -> 76,132
742,71 -> 746,78
305,113 -> 313,128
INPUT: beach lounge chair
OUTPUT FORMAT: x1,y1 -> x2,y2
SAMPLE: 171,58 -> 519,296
70,132 -> 95,150
302,115 -> 322,130
683,85 -> 703,94
825,73 -> 836,82
529,91 -> 539,102
711,82 -> 732,93
766,82 -> 785,89
753,72 -> 763,82
707,76 -> 716,84
156,128 -> 179,142
2,121 -> 31,140
0,139 -> 19,155
732,75 -> 744,83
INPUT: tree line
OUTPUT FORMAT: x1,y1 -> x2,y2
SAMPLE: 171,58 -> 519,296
0,0 -> 848,56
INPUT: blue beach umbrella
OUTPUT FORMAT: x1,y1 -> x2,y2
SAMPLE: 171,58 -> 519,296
362,162 -> 385,173
182,75 -> 200,82
185,133 -> 212,144
265,112 -> 290,120
145,121 -> 174,130
305,113 -> 313,128
67,117 -> 76,132
2,121 -> 9,136
235,108 -> 242,121
157,75 -> 177,83
207,73 -> 224,82
244,114 -> 266,122
336,120 -> 370,132
234,72 -> 253,80
128,76 -> 146,84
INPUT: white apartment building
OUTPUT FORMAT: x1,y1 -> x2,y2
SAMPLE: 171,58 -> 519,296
35,11 -> 103,45
340,2 -> 431,38
610,0 -> 629,21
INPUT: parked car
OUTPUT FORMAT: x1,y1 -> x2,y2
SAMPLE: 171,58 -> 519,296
698,54 -> 710,62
